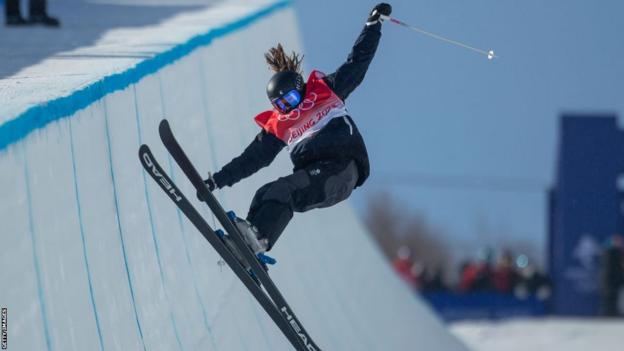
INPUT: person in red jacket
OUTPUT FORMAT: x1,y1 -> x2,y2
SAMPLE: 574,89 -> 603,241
198,3 -> 392,255
493,250 -> 519,294
393,246 -> 419,288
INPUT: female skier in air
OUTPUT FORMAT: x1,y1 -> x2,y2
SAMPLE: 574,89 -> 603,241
199,3 -> 392,255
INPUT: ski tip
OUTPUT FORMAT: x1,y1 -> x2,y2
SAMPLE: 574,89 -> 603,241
158,119 -> 171,137
138,144 -> 150,157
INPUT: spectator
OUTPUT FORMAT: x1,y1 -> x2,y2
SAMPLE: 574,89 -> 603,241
460,248 -> 494,292
392,246 -> 418,288
493,250 -> 518,294
420,266 -> 447,292
599,234 -> 624,316
459,261 -> 478,292
514,263 -> 551,300
5,0 -> 60,26
459,260 -> 492,292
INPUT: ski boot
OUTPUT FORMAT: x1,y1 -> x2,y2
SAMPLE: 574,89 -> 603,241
214,212 -> 276,275
5,14 -> 29,26
29,13 -> 61,27
227,211 -> 276,270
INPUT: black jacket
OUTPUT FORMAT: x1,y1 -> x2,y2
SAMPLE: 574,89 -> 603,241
213,23 -> 383,189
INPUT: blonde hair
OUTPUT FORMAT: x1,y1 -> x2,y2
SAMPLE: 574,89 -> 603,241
264,43 -> 304,74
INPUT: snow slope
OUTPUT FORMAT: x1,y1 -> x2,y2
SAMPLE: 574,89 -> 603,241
451,318 -> 624,351
0,1 -> 469,350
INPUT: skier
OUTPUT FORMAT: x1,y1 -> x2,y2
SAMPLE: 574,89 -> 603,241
199,3 -> 392,255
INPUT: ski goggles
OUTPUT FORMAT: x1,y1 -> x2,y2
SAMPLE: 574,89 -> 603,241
272,90 -> 302,113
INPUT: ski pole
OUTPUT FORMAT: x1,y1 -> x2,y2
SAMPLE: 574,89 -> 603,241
380,15 -> 498,60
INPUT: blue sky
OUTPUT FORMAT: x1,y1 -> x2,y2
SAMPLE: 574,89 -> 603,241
294,0 -> 624,263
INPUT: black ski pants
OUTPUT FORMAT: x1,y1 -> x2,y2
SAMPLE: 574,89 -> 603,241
5,0 -> 47,17
247,158 -> 359,250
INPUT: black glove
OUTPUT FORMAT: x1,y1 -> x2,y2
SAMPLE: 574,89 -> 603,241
196,174 -> 217,202
366,3 -> 392,26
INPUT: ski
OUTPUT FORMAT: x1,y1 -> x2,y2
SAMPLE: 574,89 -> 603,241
158,119 -> 321,351
138,144 -> 311,351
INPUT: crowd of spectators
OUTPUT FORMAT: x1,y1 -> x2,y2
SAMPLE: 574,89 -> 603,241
392,234 -> 623,317
458,249 -> 552,300
392,246 -> 552,300
392,246 -> 448,293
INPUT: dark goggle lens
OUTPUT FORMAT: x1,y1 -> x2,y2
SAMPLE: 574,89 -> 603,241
274,99 -> 288,112
272,90 -> 301,112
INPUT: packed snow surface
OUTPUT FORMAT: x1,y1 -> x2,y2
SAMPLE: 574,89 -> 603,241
451,318 -> 624,351
0,0 -> 260,123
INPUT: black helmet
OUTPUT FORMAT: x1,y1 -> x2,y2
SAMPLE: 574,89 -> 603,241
266,71 -> 305,113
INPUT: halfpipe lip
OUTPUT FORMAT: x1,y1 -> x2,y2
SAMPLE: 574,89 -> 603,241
0,0 -> 292,152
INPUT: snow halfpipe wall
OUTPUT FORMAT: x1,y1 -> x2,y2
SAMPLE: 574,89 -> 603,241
0,1 -> 468,350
